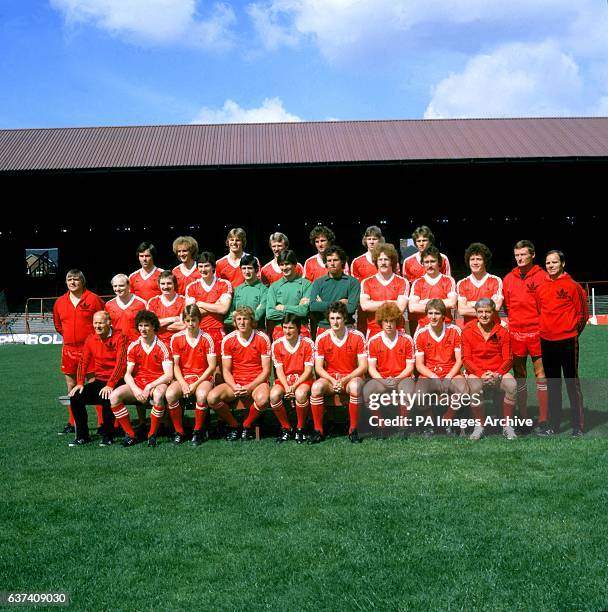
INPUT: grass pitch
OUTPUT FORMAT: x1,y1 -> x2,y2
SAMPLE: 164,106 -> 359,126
1,327 -> 607,611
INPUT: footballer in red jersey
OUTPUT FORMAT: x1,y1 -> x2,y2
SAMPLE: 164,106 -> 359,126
216,227 -> 261,289
462,298 -> 517,441
360,243 -> 409,337
105,274 -> 147,343
68,311 -> 127,446
129,241 -> 163,302
166,304 -> 217,445
269,314 -> 315,442
109,310 -> 173,447
172,235 -> 201,295
261,232 -> 304,286
185,252 -> 233,351
364,303 -> 415,436
402,225 -> 451,283
502,240 -> 549,428
53,269 -> 106,434
457,243 -> 503,325
413,300 -> 467,433
146,270 -> 186,343
351,225 -> 384,282
310,302 -> 368,443
303,225 -> 350,282
408,246 -> 457,333
207,306 -> 271,441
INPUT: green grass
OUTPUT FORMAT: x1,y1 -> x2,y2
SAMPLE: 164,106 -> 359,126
1,328 -> 607,611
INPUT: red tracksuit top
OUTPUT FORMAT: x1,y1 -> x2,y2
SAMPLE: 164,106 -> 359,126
462,320 -> 512,376
502,265 -> 548,332
53,290 -> 106,346
535,272 -> 588,341
76,330 -> 128,388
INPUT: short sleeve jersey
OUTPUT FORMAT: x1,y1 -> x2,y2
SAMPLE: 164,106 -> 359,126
172,263 -> 201,295
127,336 -> 172,387
271,335 -> 315,377
304,254 -> 350,282
221,330 -> 271,386
410,274 -> 457,326
360,273 -> 410,336
129,267 -> 163,302
170,330 -> 215,378
185,276 -> 233,333
367,331 -> 415,378
105,295 -> 147,342
147,294 -> 186,343
457,274 -> 503,325
261,259 -> 304,286
414,323 -> 462,378
402,252 -> 451,283
216,254 -> 262,289
315,328 -> 367,377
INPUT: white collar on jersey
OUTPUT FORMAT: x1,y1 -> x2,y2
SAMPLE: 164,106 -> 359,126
116,294 -> 137,310
381,331 -> 399,349
375,272 -> 395,286
137,266 -> 158,281
468,273 -> 489,288
329,328 -> 349,347
364,251 -> 374,265
236,330 -> 256,347
226,252 -> 249,268
140,336 -> 158,355
179,262 -> 198,276
316,253 -> 326,268
160,293 -> 179,307
423,273 -> 443,286
281,335 -> 302,354
427,323 -> 446,342
199,275 -> 217,291
270,259 -> 281,273
185,330 -> 202,349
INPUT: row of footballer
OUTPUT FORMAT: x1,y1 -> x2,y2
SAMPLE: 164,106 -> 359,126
53,224 -> 589,446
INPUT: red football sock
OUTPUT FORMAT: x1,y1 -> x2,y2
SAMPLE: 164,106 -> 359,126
516,381 -> 528,418
168,401 -> 184,435
270,400 -> 291,430
149,405 -> 165,437
213,401 -> 239,428
194,403 -> 208,430
95,405 -> 104,427
112,403 -> 135,438
295,400 -> 309,429
536,380 -> 548,423
243,403 -> 262,429
348,394 -> 359,433
310,396 -> 324,434
68,406 -> 75,426
503,396 -> 515,419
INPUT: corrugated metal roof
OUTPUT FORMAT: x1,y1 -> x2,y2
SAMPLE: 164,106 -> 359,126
1,117 -> 607,172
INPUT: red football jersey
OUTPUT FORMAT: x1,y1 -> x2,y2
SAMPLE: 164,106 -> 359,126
502,265 -> 548,332
351,253 -> 377,282
170,330 -> 215,378
260,259 -> 304,286
216,254 -> 262,289
462,320 -> 512,377
410,274 -> 457,328
76,330 -> 128,388
457,274 -> 503,325
172,263 -> 201,295
315,328 -> 367,377
105,295 -> 147,342
271,335 -> 315,377
221,330 -> 271,386
303,254 -> 350,282
185,276 -> 233,333
147,293 -> 186,343
402,252 -> 451,283
414,323 -> 462,377
53,289 -> 105,346
129,267 -> 163,302
360,273 -> 410,336
367,331 -> 415,378
127,336 -> 172,388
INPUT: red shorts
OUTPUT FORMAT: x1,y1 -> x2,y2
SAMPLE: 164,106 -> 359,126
134,375 -> 164,389
61,344 -> 83,375
510,330 -> 541,358
275,376 -> 313,390
183,373 -> 214,385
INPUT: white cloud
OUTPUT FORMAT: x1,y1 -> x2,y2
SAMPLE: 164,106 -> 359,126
50,0 -> 236,49
424,41 -> 583,118
191,97 -> 302,123
246,3 -> 299,51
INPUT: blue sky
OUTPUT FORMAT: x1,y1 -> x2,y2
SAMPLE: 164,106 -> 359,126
1,0 -> 608,128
